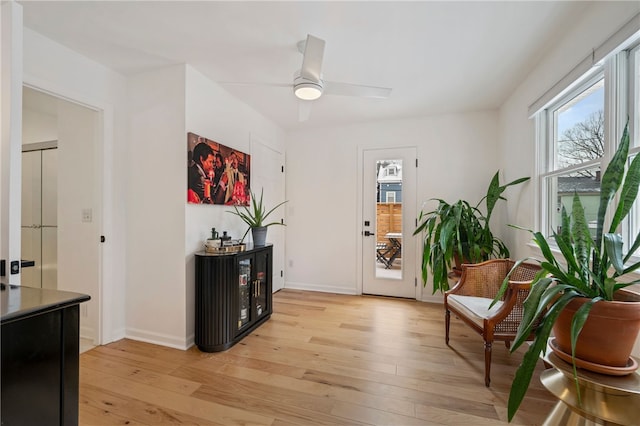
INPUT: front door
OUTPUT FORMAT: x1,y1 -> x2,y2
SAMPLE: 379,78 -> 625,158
362,147 -> 417,298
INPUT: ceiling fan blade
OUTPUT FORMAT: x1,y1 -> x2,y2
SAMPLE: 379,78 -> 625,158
218,82 -> 291,89
324,81 -> 392,99
300,34 -> 325,83
298,100 -> 313,122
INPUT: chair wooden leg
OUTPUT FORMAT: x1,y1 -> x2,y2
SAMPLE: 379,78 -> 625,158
505,340 -> 511,350
445,309 -> 450,345
484,340 -> 492,387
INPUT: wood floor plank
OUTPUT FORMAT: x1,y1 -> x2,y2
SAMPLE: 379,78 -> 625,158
80,383 -> 211,425
80,289 -> 556,425
81,367 -> 274,425
81,353 -> 202,395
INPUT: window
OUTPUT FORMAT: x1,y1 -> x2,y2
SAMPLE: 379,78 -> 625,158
387,166 -> 397,177
540,76 -> 604,237
386,191 -> 396,203
628,45 -> 640,254
537,41 -> 640,252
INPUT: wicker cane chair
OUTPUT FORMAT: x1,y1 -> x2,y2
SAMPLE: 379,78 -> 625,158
444,259 -> 541,386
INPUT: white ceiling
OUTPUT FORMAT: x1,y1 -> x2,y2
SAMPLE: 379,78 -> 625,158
19,1 -> 590,130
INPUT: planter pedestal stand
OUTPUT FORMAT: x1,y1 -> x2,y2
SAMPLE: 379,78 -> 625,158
540,351 -> 640,425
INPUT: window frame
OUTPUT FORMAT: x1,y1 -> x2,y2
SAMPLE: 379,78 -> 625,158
537,70 -> 605,239
385,191 -> 396,203
536,42 -> 640,256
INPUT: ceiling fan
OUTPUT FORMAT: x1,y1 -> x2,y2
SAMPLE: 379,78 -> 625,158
223,34 -> 392,121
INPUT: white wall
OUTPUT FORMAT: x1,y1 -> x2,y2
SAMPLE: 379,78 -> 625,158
498,2 -> 640,354
285,111 -> 502,300
1,1 -> 24,283
22,107 -> 56,143
126,65 -> 187,348
23,27 -> 128,344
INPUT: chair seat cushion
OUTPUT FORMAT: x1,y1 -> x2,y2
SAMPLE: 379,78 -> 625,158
447,295 -> 504,327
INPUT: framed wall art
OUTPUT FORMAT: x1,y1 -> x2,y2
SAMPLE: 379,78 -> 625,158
187,132 -> 251,205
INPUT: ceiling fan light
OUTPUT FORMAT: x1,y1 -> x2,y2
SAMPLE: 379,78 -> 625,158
294,82 -> 323,100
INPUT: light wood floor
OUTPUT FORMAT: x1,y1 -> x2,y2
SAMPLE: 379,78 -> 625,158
79,289 -> 556,425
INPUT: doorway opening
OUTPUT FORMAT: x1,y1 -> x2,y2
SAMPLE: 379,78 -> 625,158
22,86 -> 102,352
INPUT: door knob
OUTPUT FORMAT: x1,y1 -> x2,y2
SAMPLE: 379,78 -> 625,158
362,231 -> 375,236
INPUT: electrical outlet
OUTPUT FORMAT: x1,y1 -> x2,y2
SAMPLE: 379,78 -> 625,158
82,208 -> 92,223
289,259 -> 293,267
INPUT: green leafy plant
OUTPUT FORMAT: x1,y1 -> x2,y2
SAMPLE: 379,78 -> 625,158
502,120 -> 640,421
228,188 -> 288,241
413,171 -> 529,293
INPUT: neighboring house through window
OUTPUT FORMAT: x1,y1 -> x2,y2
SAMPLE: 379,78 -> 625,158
377,161 -> 403,203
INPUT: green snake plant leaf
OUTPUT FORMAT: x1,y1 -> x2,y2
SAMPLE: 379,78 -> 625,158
554,229 -> 579,277
595,120 -> 630,252
569,296 -> 602,400
604,233 -> 625,275
610,131 -> 639,233
622,258 -> 640,276
570,193 -> 592,282
484,171 -> 501,221
510,276 -> 554,350
490,257 -> 540,309
604,277 -> 618,301
508,290 -> 578,421
484,172 -> 530,223
570,297 -> 602,359
539,261 -> 590,293
531,231 -> 559,268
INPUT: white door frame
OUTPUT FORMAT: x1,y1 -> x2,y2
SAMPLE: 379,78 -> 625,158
356,146 -> 419,299
250,133 -> 286,292
21,78 -> 109,346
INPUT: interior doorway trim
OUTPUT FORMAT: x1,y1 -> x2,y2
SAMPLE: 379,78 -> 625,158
22,140 -> 58,152
23,76 -> 112,346
356,145 -> 420,298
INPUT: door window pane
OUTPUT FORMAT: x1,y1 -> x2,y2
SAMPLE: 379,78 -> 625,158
375,160 -> 402,279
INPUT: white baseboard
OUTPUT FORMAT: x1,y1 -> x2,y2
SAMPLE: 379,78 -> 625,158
284,281 -> 357,295
125,327 -> 190,350
80,325 -> 94,342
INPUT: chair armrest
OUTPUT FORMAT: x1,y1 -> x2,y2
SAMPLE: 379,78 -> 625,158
486,280 -> 532,324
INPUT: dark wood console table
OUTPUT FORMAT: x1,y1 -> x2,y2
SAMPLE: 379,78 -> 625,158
1,283 -> 90,426
195,244 -> 272,352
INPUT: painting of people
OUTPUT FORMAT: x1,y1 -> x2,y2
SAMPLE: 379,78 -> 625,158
187,132 -> 251,205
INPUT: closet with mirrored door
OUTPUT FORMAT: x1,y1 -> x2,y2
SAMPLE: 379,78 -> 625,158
21,142 -> 58,289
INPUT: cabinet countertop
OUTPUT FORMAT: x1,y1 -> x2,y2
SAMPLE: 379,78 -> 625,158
196,243 -> 272,257
1,283 -> 90,325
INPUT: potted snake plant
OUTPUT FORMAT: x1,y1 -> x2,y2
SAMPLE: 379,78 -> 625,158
228,188 -> 287,246
501,120 -> 640,421
413,171 -> 529,293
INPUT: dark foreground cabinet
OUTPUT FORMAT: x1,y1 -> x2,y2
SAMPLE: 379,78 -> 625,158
1,284 -> 90,426
195,244 -> 272,352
